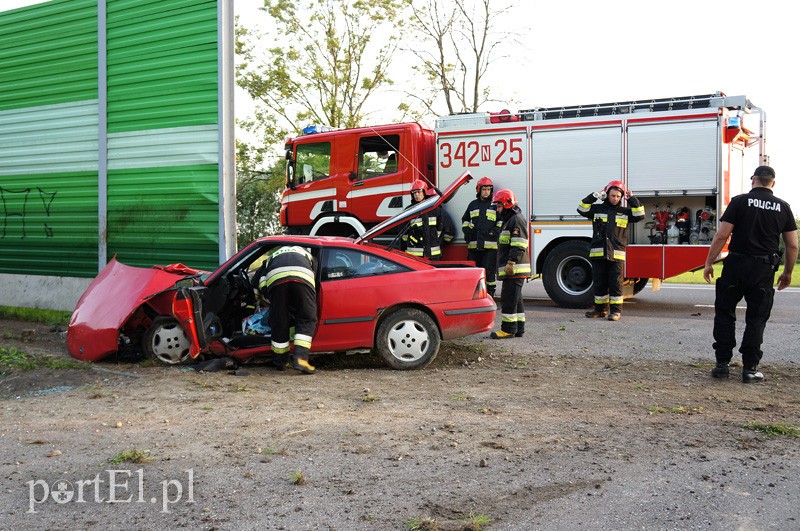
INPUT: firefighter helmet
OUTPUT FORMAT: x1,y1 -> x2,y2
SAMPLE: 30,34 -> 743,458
425,187 -> 439,197
410,179 -> 428,195
605,180 -> 626,194
493,188 -> 517,209
475,176 -> 494,192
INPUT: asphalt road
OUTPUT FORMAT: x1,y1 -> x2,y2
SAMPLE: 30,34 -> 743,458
517,280 -> 800,365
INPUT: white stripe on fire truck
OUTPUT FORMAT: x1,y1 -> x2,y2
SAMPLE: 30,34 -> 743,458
282,188 -> 337,203
346,183 -> 407,199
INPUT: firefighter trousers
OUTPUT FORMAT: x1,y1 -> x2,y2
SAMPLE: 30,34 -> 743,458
713,254 -> 775,369
267,281 -> 318,363
591,259 -> 623,311
499,278 -> 525,335
468,249 -> 497,296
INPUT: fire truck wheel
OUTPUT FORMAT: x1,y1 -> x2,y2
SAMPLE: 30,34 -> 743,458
375,308 -> 441,370
142,316 -> 192,365
632,278 -> 649,296
542,240 -> 594,309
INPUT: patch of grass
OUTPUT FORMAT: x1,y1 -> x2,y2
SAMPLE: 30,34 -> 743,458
0,305 -> 71,325
234,385 -> 252,392
137,358 -> 159,368
669,405 -> 704,415
259,447 -> 278,455
462,510 -> 492,531
0,347 -> 86,373
201,405 -> 213,411
743,421 -> 800,438
665,263 -> 799,287
85,384 -> 110,399
289,468 -> 306,485
406,516 -> 440,530
362,392 -> 380,402
647,405 -> 666,415
451,393 -> 471,401
109,448 -> 154,464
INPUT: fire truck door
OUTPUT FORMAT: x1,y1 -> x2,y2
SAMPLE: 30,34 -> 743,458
349,134 -> 406,224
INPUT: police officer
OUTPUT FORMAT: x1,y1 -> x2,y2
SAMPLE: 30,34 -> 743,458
258,245 -> 318,374
461,177 -> 500,297
578,180 -> 645,321
401,180 -> 443,260
703,165 -> 797,383
490,189 -> 530,339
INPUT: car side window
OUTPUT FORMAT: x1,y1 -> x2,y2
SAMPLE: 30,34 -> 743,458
322,249 -> 406,280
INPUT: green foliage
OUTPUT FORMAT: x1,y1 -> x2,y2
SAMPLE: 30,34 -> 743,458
0,305 -> 71,325
236,141 -> 285,249
236,0 -> 404,148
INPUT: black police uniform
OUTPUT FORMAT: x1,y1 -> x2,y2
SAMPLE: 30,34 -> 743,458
713,187 -> 797,371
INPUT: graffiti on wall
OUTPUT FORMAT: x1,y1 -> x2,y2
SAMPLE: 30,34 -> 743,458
0,187 -> 57,238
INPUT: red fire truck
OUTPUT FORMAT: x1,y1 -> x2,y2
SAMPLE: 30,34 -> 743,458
280,92 -> 766,307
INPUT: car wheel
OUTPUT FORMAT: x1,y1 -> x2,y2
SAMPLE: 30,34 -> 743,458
142,316 -> 191,365
542,240 -> 594,308
375,308 -> 441,370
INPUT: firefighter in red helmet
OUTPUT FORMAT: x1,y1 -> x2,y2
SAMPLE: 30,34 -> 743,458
490,189 -> 531,339
577,180 -> 645,320
401,179 -> 444,260
461,177 -> 500,297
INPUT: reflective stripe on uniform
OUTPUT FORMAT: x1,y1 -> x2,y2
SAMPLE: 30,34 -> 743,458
609,296 -> 623,305
483,241 -> 498,249
589,247 -> 604,258
612,249 -> 626,260
272,340 -> 290,354
578,201 -> 592,212
294,333 -> 313,349
595,295 -> 610,304
593,213 -> 608,222
260,266 -> 315,290
510,236 -> 528,249
615,214 -> 628,228
631,205 -> 645,218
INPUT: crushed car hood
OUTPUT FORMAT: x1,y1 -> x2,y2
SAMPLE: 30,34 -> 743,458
356,171 -> 472,244
66,258 -> 196,361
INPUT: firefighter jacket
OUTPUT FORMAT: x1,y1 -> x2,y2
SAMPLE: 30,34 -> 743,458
461,195 -> 500,251
257,245 -> 316,293
402,205 -> 443,260
577,193 -> 645,261
496,205 -> 531,279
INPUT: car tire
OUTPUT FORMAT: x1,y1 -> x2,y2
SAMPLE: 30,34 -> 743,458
375,308 -> 440,370
142,316 -> 192,365
542,240 -> 594,308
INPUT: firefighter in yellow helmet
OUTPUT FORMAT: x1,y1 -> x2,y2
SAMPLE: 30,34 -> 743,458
490,189 -> 531,339
577,180 -> 645,321
257,245 -> 318,374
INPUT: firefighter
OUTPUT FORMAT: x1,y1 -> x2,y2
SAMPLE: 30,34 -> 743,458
578,180 -> 645,321
489,189 -> 531,339
703,165 -> 797,383
257,245 -> 318,374
401,179 -> 443,260
461,177 -> 500,297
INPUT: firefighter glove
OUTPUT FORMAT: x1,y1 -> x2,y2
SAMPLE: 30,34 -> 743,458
592,190 -> 607,201
504,261 -> 515,277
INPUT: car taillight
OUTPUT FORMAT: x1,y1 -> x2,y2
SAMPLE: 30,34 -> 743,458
473,278 -> 487,300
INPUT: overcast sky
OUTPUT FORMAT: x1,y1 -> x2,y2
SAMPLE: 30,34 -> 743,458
5,0 -> 798,209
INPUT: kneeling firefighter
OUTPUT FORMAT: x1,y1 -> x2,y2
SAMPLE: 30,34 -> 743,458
577,180 -> 645,321
490,189 -> 531,339
258,245 -> 318,374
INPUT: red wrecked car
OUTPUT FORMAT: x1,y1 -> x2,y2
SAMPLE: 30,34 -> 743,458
66,172 -> 496,370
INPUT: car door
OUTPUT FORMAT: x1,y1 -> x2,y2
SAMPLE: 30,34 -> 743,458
315,246 -> 411,351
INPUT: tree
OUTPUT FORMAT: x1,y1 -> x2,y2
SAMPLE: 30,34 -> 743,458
403,0 -> 516,117
236,0 -> 405,150
235,140 -> 284,249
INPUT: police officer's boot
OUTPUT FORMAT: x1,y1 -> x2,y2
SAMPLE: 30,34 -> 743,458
742,366 -> 764,383
710,361 -> 730,379
585,304 -> 607,319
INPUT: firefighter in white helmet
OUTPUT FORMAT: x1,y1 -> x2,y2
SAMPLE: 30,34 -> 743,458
461,176 -> 500,297
489,189 -> 531,339
578,180 -> 645,321
401,179 -> 444,260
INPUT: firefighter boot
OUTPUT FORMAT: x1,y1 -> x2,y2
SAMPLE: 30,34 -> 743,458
490,330 -> 514,339
607,308 -> 621,321
585,305 -> 607,319
291,357 -> 316,375
711,362 -> 730,379
742,367 -> 764,384
515,326 -> 525,338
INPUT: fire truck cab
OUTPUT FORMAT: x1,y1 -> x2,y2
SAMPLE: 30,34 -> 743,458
282,123 -> 434,239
